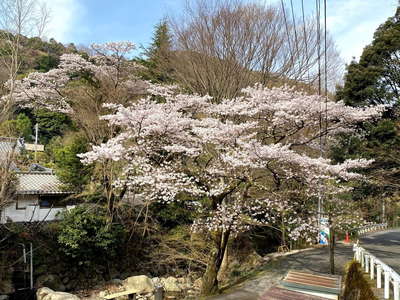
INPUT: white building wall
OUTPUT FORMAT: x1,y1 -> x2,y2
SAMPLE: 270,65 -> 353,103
0,195 -> 75,223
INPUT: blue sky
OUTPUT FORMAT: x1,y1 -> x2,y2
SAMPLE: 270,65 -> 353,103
45,0 -> 398,65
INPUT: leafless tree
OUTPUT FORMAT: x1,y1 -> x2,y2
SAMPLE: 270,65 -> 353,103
0,141 -> 18,213
168,0 -> 342,100
35,1 -> 51,38
0,0 -> 51,122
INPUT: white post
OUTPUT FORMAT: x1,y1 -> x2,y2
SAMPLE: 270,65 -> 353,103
365,255 -> 369,273
377,265 -> 382,288
354,247 -> 360,261
361,251 -> 365,267
30,243 -> 33,289
385,271 -> 390,299
370,257 -> 375,279
34,123 -> 39,162
394,280 -> 399,300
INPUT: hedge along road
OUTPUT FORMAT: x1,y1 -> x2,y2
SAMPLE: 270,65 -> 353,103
359,229 -> 400,274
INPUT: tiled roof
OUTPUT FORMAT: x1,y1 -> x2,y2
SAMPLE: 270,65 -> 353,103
16,172 -> 73,195
0,137 -> 24,161
0,138 -> 23,171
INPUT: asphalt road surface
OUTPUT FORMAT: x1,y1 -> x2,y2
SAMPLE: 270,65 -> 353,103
360,229 -> 400,274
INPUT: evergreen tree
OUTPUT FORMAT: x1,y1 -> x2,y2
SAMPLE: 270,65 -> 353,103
336,7 -> 400,106
334,7 -> 400,223
140,20 -> 174,83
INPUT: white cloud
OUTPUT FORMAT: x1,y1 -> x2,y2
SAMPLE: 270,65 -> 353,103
43,0 -> 84,43
260,0 -> 397,64
326,0 -> 398,64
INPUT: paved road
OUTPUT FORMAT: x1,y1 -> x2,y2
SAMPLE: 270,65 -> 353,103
360,229 -> 400,274
208,244 -> 354,300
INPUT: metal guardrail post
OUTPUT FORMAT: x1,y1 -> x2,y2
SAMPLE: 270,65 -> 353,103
377,265 -> 382,288
384,271 -> 390,299
354,244 -> 400,300
370,257 -> 375,280
361,251 -> 364,268
356,222 -> 388,236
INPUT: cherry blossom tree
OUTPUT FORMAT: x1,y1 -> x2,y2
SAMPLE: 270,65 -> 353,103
79,84 -> 383,294
1,42 -> 150,216
2,41 -> 148,143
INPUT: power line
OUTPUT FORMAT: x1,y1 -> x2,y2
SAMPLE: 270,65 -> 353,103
301,0 -> 308,57
324,0 -> 328,145
316,0 -> 321,97
290,0 -> 300,56
281,0 -> 295,67
301,0 -> 310,82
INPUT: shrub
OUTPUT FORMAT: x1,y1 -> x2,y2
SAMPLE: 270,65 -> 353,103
343,260 -> 378,300
51,133 -> 92,190
57,205 -> 125,266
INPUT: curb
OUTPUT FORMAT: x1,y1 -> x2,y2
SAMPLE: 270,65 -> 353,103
263,245 -> 326,262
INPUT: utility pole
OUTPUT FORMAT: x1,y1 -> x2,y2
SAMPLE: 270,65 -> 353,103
382,198 -> 386,223
30,243 -> 33,289
20,243 -> 27,288
34,123 -> 39,162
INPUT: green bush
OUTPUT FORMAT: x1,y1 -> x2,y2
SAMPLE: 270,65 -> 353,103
343,260 -> 378,300
150,201 -> 196,228
33,109 -> 73,143
0,113 -> 32,140
51,133 -> 92,190
57,205 -> 125,266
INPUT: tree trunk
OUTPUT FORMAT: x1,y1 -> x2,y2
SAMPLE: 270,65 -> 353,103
201,230 -> 230,295
217,242 -> 229,282
329,227 -> 335,275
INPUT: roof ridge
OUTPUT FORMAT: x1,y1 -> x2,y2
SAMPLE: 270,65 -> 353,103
16,171 -> 54,175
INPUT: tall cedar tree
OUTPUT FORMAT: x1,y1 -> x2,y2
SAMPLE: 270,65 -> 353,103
140,20 -> 173,83
334,7 -> 400,222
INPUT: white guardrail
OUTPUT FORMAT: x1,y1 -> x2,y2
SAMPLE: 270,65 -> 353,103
357,223 -> 388,236
353,223 -> 400,300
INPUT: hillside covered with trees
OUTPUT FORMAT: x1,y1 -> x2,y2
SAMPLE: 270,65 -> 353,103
0,0 -> 398,299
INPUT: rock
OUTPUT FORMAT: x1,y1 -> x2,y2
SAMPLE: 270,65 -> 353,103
97,291 -> 107,298
123,275 -> 154,294
193,278 -> 202,290
36,274 -> 66,292
0,279 -> 14,295
176,278 -> 185,284
109,279 -> 123,286
151,277 -> 163,288
0,295 -> 9,300
37,287 -> 80,300
161,277 -> 181,293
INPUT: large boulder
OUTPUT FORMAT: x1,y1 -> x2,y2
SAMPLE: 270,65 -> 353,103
161,277 -> 181,293
37,287 -> 80,300
123,275 -> 154,294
